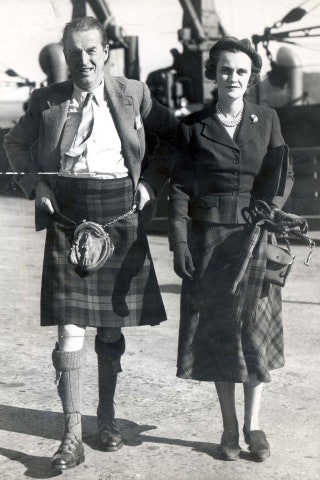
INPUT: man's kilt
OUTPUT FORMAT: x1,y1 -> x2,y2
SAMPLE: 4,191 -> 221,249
41,176 -> 166,328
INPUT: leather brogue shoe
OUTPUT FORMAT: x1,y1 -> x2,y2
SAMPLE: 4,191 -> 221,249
50,433 -> 85,471
99,417 -> 123,452
99,428 -> 123,451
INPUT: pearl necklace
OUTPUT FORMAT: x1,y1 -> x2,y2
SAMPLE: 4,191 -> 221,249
216,103 -> 244,127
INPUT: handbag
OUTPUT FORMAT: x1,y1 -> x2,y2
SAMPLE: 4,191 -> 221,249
265,243 -> 295,287
69,221 -> 115,271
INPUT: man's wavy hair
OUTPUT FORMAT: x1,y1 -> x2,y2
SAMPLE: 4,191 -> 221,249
62,16 -> 108,48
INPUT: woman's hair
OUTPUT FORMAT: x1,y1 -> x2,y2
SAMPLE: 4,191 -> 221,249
62,16 -> 108,48
205,36 -> 262,87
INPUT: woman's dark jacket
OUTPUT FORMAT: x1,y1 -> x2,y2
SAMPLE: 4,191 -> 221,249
168,99 -> 294,249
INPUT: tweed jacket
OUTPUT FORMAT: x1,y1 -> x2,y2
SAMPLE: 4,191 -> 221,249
4,75 -> 178,230
168,99 -> 294,248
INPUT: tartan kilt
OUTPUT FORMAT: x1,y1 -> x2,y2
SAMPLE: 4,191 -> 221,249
40,176 -> 166,328
177,221 -> 284,383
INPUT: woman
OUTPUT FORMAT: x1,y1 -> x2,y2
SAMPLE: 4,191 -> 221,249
168,37 -> 294,462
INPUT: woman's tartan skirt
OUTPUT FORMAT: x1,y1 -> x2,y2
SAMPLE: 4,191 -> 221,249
40,176 -> 166,328
177,221 -> 284,383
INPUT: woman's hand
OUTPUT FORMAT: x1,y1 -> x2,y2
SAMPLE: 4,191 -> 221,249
272,208 -> 308,234
173,242 -> 195,280
35,180 -> 59,215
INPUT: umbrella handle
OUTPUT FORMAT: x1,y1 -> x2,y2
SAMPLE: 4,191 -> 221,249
230,225 -> 262,295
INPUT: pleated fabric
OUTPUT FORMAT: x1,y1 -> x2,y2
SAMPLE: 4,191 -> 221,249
176,221 -> 284,383
41,176 -> 166,328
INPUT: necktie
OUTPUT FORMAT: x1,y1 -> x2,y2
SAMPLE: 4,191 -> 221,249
64,92 -> 95,169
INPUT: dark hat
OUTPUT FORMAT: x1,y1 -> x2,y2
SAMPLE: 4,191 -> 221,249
209,36 -> 262,71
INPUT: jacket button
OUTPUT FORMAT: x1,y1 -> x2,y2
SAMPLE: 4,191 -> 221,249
232,191 -> 239,196
233,180 -> 239,186
233,171 -> 240,176
233,159 -> 239,164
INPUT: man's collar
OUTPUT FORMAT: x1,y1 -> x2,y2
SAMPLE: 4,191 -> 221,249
72,81 -> 105,106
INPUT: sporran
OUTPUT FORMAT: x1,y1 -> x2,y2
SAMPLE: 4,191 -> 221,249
69,221 -> 115,271
55,204 -> 137,272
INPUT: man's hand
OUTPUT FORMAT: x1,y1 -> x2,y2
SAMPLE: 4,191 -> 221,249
35,180 -> 59,215
134,181 -> 155,210
173,243 -> 195,280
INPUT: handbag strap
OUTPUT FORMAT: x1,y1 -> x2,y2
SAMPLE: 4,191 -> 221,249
283,230 -> 316,266
250,200 -> 316,266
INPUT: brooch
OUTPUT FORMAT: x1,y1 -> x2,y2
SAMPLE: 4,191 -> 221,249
250,114 -> 258,123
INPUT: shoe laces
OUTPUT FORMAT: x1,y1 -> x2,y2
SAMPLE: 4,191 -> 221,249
98,416 -> 120,434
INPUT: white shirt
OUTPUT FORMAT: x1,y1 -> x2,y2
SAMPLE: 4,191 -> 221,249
60,82 -> 129,178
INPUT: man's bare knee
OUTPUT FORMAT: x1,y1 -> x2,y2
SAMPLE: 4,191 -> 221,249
58,324 -> 86,351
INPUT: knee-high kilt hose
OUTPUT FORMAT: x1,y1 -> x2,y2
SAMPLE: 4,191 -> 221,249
177,221 -> 284,383
41,176 -> 166,328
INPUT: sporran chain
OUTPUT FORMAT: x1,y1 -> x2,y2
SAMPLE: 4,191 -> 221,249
55,203 -> 138,229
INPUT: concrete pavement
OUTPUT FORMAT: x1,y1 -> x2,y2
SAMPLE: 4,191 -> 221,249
0,195 -> 319,480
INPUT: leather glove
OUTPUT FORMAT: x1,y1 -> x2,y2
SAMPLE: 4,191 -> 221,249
35,180 -> 60,215
173,242 -> 195,280
271,207 -> 308,234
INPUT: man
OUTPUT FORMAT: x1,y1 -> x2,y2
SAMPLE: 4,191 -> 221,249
4,16 -> 177,471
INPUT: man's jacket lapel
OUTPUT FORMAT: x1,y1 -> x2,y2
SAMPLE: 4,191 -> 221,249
42,81 -> 72,171
104,75 -> 141,167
